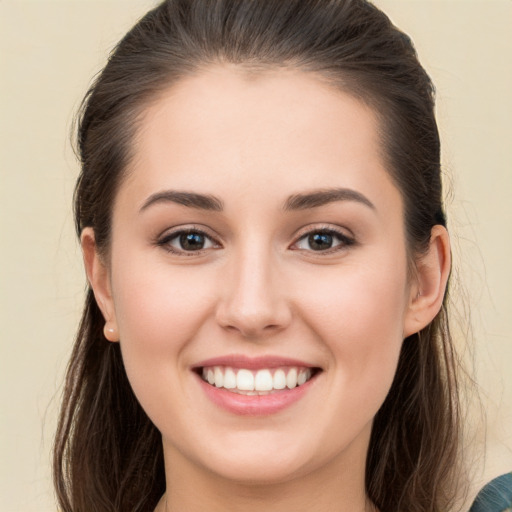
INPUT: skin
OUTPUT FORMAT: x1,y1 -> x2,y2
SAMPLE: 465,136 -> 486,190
82,65 -> 450,512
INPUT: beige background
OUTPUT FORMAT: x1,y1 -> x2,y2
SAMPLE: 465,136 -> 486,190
1,1 -> 511,510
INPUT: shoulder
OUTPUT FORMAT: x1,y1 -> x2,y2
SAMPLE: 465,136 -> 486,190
469,472 -> 512,512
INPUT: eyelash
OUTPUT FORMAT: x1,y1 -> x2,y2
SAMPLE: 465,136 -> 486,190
292,227 -> 355,254
156,227 -> 219,256
156,226 -> 355,256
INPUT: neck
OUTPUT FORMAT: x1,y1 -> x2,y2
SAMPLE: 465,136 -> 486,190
156,435 -> 375,512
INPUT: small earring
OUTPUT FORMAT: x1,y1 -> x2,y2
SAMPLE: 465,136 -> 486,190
103,323 -> 119,342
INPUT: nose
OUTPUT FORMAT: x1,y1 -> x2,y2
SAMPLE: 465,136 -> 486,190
215,246 -> 292,339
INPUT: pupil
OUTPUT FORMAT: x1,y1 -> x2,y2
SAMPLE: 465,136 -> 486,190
309,232 -> 333,250
180,233 -> 205,250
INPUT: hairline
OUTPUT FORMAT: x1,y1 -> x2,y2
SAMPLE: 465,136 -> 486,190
98,61 -> 418,274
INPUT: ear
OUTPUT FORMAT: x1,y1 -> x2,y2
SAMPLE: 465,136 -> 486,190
403,225 -> 451,338
81,227 -> 119,342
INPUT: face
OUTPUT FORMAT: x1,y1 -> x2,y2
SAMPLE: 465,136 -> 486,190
88,66 -> 424,485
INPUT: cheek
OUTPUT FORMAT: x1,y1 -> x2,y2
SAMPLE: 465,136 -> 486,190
294,257 -> 409,412
112,254 -> 215,346
297,258 -> 408,340
109,254 -> 217,405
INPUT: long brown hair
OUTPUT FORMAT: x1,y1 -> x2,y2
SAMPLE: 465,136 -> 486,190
54,1 -> 463,510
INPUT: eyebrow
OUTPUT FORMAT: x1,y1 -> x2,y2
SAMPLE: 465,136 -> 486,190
139,187 -> 375,213
284,188 -> 375,211
140,190 -> 224,212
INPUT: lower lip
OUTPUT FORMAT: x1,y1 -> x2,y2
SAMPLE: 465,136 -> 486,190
195,372 -> 318,416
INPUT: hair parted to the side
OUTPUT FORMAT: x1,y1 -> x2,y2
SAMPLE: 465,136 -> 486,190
54,1 -> 463,511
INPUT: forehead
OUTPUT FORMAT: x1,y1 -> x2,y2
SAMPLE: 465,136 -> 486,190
121,65 -> 400,216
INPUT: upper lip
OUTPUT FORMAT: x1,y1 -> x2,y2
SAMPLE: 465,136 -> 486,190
192,354 -> 320,370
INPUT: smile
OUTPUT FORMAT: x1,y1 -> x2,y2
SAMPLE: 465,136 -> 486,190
200,366 -> 314,394
193,356 -> 322,415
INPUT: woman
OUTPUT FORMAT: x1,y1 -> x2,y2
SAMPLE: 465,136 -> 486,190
54,1 -> 467,510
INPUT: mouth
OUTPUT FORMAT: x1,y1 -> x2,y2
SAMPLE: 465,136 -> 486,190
192,355 -> 322,415
197,365 -> 320,395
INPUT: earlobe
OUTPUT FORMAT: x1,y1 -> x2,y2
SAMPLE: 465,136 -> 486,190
81,228 -> 119,342
403,225 -> 451,337
103,323 -> 119,342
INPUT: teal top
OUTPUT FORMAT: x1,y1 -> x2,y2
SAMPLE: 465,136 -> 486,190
469,473 -> 512,512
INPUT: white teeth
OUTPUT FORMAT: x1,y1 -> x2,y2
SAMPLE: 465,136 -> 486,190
273,369 -> 287,390
223,367 -> 236,389
214,366 -> 224,387
286,367 -> 298,389
236,369 -> 255,391
297,369 -> 309,386
254,369 -> 273,391
201,365 -> 315,393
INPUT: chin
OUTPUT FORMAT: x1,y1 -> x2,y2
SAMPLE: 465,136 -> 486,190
204,452 -> 315,485
183,426 -> 351,486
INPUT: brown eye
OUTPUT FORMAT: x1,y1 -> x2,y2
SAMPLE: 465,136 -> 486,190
308,232 -> 334,251
158,229 -> 218,254
179,232 -> 207,251
294,229 -> 354,252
